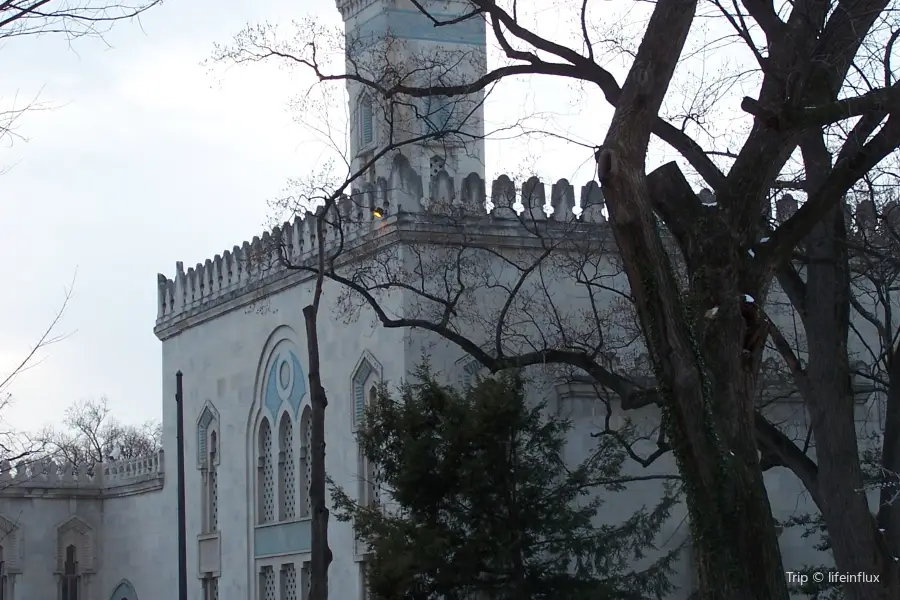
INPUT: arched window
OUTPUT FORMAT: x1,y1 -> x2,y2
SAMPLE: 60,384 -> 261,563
279,413 -> 297,521
301,561 -> 310,600
280,563 -> 298,600
357,385 -> 378,507
258,419 -> 275,524
207,430 -> 219,532
198,404 -> 220,534
60,545 -> 79,600
423,95 -> 454,136
299,407 -> 311,518
260,566 -> 276,600
359,95 -> 374,148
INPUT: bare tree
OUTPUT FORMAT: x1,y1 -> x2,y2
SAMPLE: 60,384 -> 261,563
301,217 -> 334,600
213,1 -> 900,599
36,396 -> 161,469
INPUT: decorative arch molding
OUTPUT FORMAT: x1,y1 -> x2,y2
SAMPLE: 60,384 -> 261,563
350,351 -> 383,429
264,349 -> 306,418
56,515 -> 96,574
253,327 -> 308,422
0,515 -> 22,573
197,401 -> 221,469
109,579 -> 138,600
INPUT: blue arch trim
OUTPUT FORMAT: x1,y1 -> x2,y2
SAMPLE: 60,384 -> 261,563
264,350 -> 307,418
110,579 -> 138,600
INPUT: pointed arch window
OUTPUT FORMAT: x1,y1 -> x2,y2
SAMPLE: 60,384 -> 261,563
279,413 -> 297,521
60,545 -> 80,600
280,563 -> 298,600
198,404 -> 220,534
300,561 -> 310,600
299,407 -> 311,518
423,95 -> 455,136
207,430 -> 219,532
357,385 -> 378,507
359,96 -> 374,148
260,565 -> 276,600
258,419 -> 276,524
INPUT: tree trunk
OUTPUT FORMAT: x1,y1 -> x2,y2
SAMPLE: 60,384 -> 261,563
802,209 -> 889,600
879,347 -> 900,592
304,304 -> 333,600
799,134 -> 897,599
595,0 -> 789,597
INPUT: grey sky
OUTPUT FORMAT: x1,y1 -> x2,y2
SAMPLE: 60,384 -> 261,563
0,0 -> 714,434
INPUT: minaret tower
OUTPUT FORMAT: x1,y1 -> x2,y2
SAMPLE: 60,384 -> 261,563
335,0 -> 487,198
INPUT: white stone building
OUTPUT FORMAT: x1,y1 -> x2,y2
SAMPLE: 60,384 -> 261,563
0,1 -> 890,599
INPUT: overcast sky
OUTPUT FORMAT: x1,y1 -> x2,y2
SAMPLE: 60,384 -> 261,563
0,0 -> 725,435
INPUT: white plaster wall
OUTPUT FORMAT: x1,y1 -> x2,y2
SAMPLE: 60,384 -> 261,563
146,213 -> 896,600
0,496 -> 103,600
100,488 -> 172,600
160,275 -> 408,600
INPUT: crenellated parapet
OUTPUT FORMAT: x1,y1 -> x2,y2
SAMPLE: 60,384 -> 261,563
0,450 -> 164,498
704,190 -> 899,242
155,154 -> 608,335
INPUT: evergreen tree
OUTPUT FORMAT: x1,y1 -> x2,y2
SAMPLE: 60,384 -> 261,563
331,363 -> 681,599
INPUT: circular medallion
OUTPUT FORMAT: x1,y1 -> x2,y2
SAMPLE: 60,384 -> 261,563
279,361 -> 290,388
276,353 -> 294,402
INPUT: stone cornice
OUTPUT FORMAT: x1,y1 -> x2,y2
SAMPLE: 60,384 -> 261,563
154,210 -> 610,341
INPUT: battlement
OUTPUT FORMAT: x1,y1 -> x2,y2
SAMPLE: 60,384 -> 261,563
0,450 -> 164,498
154,152 -> 899,339
154,161 -> 608,337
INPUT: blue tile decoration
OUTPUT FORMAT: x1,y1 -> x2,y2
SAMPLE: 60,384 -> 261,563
254,520 -> 311,557
197,405 -> 216,465
351,9 -> 486,47
265,350 -> 307,418
353,361 -> 373,427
